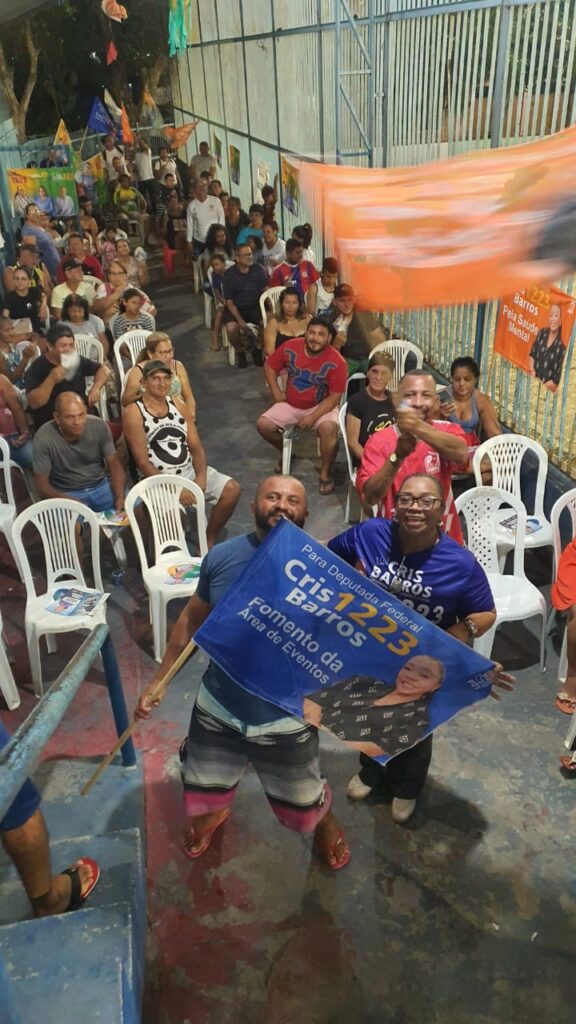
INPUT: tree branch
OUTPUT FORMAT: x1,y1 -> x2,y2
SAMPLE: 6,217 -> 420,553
19,20 -> 40,119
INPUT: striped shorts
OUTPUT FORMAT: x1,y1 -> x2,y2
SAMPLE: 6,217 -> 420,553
180,704 -> 332,834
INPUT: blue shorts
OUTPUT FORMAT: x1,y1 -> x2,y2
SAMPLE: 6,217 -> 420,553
0,720 -> 41,832
63,478 -> 115,513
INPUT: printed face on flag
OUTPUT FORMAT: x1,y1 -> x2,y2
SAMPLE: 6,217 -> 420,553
195,521 -> 494,764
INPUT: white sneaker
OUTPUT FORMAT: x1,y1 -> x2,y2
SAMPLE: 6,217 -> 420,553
391,797 -> 416,823
346,774 -> 373,800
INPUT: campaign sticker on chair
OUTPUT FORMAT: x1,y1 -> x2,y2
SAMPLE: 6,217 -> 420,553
493,284 -> 576,395
195,520 -> 494,764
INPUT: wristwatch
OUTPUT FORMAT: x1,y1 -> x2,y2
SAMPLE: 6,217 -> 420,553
463,617 -> 479,638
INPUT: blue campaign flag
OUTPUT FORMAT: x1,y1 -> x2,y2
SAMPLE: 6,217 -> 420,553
195,521 -> 495,764
87,96 -> 115,135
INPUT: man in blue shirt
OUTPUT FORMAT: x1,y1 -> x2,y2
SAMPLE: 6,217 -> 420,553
136,475 -> 350,870
21,202 -> 60,280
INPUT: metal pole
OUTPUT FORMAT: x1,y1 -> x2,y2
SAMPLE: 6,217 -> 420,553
100,635 -> 136,768
334,0 -> 342,164
0,625 -> 110,821
489,0 -> 512,149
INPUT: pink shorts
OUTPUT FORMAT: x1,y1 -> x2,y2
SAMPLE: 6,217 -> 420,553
261,401 -> 339,432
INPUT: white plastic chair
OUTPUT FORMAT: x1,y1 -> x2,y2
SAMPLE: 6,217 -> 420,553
259,286 -> 285,329
455,486 -> 547,671
0,437 -> 25,579
472,435 -> 553,565
74,333 -> 109,421
75,333 -> 104,364
338,403 -> 358,524
125,476 -> 208,662
344,372 -> 366,406
369,339 -> 423,389
113,330 -> 151,393
11,499 -> 107,696
0,609 -> 20,709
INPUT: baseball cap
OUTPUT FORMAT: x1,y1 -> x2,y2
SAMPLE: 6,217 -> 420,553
334,284 -> 354,299
62,256 -> 82,272
142,359 -> 173,378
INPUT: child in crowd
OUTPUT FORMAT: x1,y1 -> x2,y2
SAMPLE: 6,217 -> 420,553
206,252 -> 227,352
100,226 -> 119,269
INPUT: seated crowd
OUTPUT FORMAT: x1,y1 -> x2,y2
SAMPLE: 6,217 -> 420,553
1,134 -> 573,912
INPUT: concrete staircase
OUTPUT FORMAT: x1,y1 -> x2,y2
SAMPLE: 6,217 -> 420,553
0,759 -> 146,1024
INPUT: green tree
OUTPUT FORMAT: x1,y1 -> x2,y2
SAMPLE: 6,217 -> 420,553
0,0 -> 170,141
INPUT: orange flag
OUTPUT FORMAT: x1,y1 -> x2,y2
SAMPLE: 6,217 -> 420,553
300,125 -> 576,309
163,122 -> 198,150
121,103 -> 134,144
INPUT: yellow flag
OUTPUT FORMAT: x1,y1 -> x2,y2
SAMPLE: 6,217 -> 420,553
53,119 -> 71,146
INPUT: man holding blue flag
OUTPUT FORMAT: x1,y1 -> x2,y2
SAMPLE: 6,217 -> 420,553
136,476 -> 351,871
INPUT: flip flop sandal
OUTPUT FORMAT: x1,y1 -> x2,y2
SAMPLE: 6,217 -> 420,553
314,829 -> 351,872
559,755 -> 576,771
319,478 -> 335,496
555,691 -> 576,715
61,857 -> 101,912
182,807 -> 231,861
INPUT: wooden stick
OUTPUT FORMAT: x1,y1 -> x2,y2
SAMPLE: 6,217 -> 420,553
77,124 -> 89,159
81,639 -> 198,797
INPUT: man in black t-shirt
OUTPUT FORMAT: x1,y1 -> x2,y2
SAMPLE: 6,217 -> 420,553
222,243 -> 267,367
225,196 -> 249,247
345,352 -> 396,465
25,324 -> 110,430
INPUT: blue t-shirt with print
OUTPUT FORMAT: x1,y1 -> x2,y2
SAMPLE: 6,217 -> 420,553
328,519 -> 494,629
197,532 -> 288,725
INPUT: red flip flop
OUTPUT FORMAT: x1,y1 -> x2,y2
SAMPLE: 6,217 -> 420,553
555,691 -> 576,715
61,857 -> 100,911
559,755 -> 576,772
182,808 -> 231,860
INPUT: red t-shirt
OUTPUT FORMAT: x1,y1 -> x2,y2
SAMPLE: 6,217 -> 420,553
356,421 -> 467,543
56,253 -> 104,284
269,260 -> 319,299
266,337 -> 348,409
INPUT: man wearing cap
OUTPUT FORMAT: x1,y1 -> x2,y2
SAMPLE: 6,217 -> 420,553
21,203 -> 60,280
257,317 -> 348,495
327,283 -> 387,374
33,391 -> 125,513
123,360 -> 240,548
3,243 -> 52,301
55,235 -> 104,284
51,258 -> 98,319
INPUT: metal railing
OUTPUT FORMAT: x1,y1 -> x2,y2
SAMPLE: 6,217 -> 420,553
0,625 -> 135,822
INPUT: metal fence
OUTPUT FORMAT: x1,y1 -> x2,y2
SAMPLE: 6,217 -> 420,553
176,0 -> 575,473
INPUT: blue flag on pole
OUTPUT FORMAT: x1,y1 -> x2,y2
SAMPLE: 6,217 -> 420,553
87,96 -> 115,135
195,520 -> 495,764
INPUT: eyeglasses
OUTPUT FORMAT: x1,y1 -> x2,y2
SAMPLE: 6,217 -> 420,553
395,494 -> 443,510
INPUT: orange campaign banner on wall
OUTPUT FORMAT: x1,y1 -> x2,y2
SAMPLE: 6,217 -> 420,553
493,284 -> 576,394
300,125 -> 576,310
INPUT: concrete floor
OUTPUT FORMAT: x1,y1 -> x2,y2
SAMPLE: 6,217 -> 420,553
2,276 -> 575,1024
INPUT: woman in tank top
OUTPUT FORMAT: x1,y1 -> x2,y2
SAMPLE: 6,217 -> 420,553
442,356 -> 502,480
121,330 -> 197,420
263,286 -> 311,357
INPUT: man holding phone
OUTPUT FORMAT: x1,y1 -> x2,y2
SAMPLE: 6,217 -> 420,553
356,370 -> 469,542
25,324 -> 110,430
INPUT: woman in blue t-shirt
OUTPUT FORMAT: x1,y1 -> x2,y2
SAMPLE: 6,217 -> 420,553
327,472 -> 499,824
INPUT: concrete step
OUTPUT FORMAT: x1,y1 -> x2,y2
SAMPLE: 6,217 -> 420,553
0,902 -> 138,1024
0,829 -> 145,1023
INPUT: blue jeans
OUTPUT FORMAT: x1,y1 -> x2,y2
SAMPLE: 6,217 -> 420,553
5,434 -> 33,471
63,478 -> 115,512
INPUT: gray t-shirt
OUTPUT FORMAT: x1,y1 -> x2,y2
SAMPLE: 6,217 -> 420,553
32,416 -> 115,490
